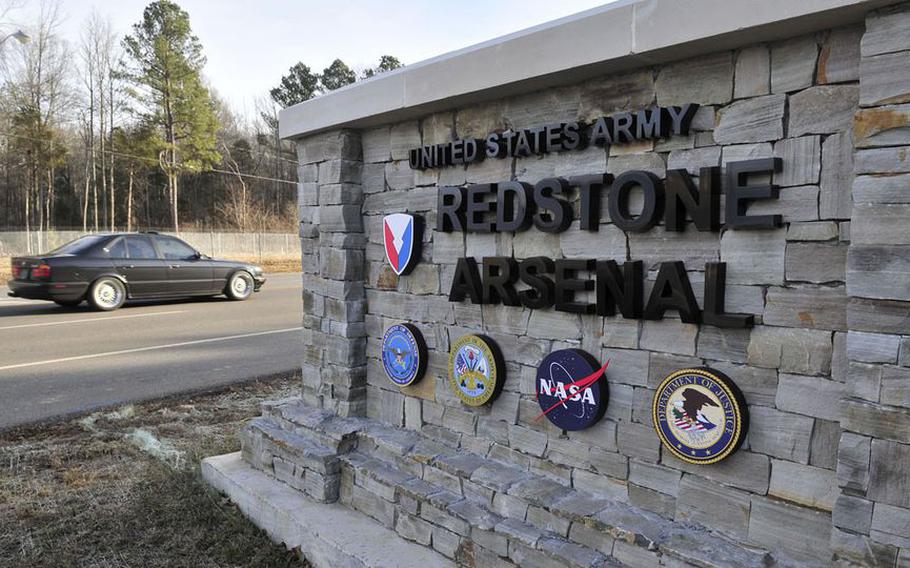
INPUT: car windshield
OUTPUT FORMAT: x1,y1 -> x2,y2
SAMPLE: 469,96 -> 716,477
45,235 -> 109,256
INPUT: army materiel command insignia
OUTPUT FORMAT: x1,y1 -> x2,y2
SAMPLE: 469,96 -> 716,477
381,324 -> 427,387
383,213 -> 421,276
535,349 -> 609,431
653,367 -> 748,465
449,334 -> 503,406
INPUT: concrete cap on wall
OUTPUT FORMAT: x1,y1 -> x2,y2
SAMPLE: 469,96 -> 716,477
279,0 -> 892,140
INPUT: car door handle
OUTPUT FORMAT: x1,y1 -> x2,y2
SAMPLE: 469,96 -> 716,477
169,264 -> 180,269
118,265 -> 135,269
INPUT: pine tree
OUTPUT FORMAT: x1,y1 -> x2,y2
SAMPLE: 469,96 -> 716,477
269,62 -> 320,109
319,59 -> 355,91
361,55 -> 402,79
120,0 -> 219,232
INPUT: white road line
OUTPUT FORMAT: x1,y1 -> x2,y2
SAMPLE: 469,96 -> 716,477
0,310 -> 187,331
0,327 -> 302,372
0,298 -> 38,306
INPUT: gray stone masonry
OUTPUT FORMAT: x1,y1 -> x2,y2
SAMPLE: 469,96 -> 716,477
253,399 -> 783,567
834,4 -> 910,566
253,9 -> 910,568
297,130 -> 367,417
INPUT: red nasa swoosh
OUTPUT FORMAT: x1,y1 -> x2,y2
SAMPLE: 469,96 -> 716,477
534,358 -> 610,422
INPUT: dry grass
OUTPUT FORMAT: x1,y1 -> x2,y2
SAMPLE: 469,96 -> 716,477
0,374 -> 308,568
227,255 -> 301,274
0,258 -> 9,282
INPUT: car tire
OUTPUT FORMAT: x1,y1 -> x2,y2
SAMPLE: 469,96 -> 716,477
53,299 -> 82,308
88,277 -> 127,311
225,271 -> 254,301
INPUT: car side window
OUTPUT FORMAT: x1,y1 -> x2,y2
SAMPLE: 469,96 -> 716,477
104,238 -> 128,258
156,237 -> 197,260
125,236 -> 158,260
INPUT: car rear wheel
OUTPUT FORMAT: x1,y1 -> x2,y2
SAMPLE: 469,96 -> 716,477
88,277 -> 126,311
226,271 -> 254,301
54,299 -> 82,308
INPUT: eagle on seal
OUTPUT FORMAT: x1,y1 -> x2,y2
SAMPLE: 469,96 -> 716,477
681,388 -> 719,421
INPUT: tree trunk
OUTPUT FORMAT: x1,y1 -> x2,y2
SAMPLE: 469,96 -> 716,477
82,146 -> 90,232
99,83 -> 107,230
127,167 -> 133,232
109,77 -> 115,231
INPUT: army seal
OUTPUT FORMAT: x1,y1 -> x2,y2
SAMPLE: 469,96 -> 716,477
449,334 -> 503,406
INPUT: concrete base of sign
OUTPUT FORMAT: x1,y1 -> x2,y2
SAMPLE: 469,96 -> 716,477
202,452 -> 455,568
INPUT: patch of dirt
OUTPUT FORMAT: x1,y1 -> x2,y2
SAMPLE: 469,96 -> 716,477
0,374 -> 308,568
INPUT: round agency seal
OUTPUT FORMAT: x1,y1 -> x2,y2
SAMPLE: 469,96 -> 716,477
448,334 -> 503,406
536,349 -> 608,431
652,367 -> 748,465
381,323 -> 427,387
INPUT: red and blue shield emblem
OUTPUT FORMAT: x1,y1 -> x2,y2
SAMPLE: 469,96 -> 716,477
383,213 -> 419,275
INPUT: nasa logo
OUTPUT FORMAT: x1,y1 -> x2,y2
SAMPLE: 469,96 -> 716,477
383,213 -> 422,276
449,334 -> 504,407
381,323 -> 427,387
652,367 -> 748,465
535,349 -> 609,430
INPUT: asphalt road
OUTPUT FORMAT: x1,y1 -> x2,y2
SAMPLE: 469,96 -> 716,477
0,272 -> 302,430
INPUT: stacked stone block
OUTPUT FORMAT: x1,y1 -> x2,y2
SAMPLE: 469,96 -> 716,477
349,25 -> 869,566
261,9 -> 910,567
831,5 -> 910,566
297,130 -> 368,418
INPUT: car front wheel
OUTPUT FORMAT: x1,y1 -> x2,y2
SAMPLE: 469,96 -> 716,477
88,277 -> 126,311
226,271 -> 254,301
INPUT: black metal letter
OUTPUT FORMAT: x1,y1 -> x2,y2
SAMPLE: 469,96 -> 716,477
665,167 -> 720,232
554,259 -> 595,314
533,177 -> 573,233
449,257 -> 483,303
465,184 -> 496,233
519,257 -> 555,309
666,104 -> 699,135
703,262 -> 753,328
482,257 -> 520,306
497,181 -> 532,232
570,174 -> 610,231
595,260 -> 643,318
725,158 -> 783,229
438,186 -> 466,232
643,261 -> 701,323
608,171 -> 664,232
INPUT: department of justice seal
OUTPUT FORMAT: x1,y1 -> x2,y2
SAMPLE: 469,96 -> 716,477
381,323 -> 427,387
652,367 -> 748,465
535,349 -> 609,431
449,334 -> 503,406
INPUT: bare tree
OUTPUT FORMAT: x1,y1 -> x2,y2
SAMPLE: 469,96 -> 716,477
2,0 -> 71,241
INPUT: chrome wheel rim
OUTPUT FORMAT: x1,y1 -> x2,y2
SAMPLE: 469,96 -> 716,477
232,274 -> 252,297
95,282 -> 122,308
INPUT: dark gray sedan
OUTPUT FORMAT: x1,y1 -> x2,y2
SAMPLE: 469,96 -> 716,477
7,232 -> 266,311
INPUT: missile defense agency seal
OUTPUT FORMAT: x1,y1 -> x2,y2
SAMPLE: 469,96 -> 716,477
449,334 -> 503,406
381,323 -> 427,387
652,367 -> 748,465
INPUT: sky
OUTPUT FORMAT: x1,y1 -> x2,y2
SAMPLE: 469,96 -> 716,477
14,0 -> 611,118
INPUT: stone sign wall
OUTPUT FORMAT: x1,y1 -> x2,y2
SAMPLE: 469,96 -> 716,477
280,5 -> 910,566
